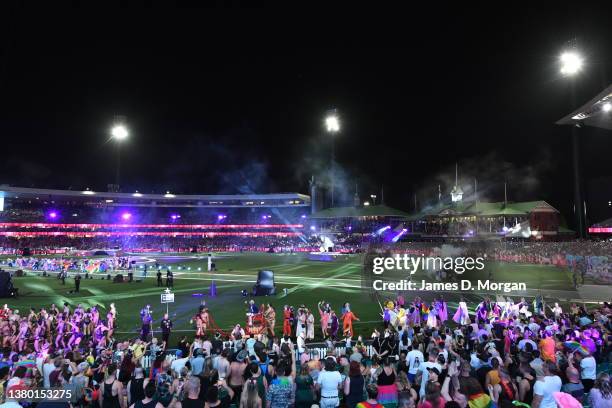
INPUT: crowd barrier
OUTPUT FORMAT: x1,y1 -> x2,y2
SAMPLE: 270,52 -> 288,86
138,344 -> 376,370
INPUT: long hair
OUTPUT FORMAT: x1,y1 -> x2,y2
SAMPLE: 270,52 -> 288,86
425,382 -> 442,408
595,373 -> 612,400
241,379 -> 260,408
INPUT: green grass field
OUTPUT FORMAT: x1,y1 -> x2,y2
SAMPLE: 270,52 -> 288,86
4,252 -> 580,345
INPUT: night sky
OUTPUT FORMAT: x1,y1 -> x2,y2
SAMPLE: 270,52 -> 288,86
1,5 -> 611,226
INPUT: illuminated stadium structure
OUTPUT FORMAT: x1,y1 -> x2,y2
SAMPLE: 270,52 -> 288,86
0,186 -> 312,251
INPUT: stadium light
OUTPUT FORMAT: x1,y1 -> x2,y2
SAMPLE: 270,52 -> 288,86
111,124 -> 129,140
325,114 -> 340,133
560,51 -> 583,76
603,102 -> 612,112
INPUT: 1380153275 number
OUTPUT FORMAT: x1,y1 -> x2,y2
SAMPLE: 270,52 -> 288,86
6,387 -> 72,402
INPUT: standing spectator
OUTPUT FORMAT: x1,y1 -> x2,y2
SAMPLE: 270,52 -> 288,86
317,357 -> 342,408
357,384 -> 384,408
240,378 -> 263,408
344,361 -> 365,408
588,373 -> 612,408
267,353 -> 296,408
573,351 -> 597,393
160,314 -> 173,345
295,365 -> 315,408
532,362 -> 562,408
100,363 -> 124,408
128,382 -> 164,408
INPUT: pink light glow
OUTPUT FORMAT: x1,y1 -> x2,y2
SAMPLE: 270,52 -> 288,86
0,231 -> 302,237
0,222 -> 304,230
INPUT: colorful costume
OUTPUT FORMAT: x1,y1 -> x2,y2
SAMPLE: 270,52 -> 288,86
342,310 -> 359,336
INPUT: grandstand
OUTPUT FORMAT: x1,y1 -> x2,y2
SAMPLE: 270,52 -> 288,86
0,186 -> 312,252
589,217 -> 612,236
406,200 -> 562,239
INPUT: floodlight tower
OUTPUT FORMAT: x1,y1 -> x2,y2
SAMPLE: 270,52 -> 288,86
559,49 -> 586,237
325,109 -> 340,207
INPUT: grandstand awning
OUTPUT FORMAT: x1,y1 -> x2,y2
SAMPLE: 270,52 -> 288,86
310,205 -> 411,219
407,200 -> 558,219
557,84 -> 612,130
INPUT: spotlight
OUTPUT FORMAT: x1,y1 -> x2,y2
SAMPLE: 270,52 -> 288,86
560,51 -> 583,76
111,124 -> 129,140
121,212 -> 132,221
48,211 -> 58,220
603,102 -> 612,112
325,114 -> 340,133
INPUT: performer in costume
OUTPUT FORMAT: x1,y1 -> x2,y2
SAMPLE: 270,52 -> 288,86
282,305 -> 292,337
412,297 -> 422,326
296,307 -> 307,338
436,296 -> 448,323
341,303 -> 360,336
475,301 -> 488,324
453,297 -> 470,325
264,304 -> 276,337
140,304 -> 153,342
318,301 -> 330,337
329,310 -> 339,339
306,309 -> 315,340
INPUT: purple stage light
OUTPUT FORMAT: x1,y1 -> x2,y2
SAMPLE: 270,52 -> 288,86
48,211 -> 58,219
121,212 -> 132,221
217,214 -> 226,221
301,214 -> 307,219
391,228 -> 408,243
170,214 -> 180,221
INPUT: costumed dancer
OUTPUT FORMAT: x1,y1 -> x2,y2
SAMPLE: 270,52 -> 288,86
140,304 -> 153,342
341,303 -> 360,337
306,309 -> 315,340
296,307 -> 307,338
435,296 -> 448,323
411,297 -> 422,326
476,301 -> 488,324
246,300 -> 259,331
264,304 -> 276,337
283,305 -> 292,337
453,297 -> 470,325
425,302 -> 438,328
318,301 -> 330,337
329,310 -> 339,340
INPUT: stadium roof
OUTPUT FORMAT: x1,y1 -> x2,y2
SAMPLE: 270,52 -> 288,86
556,83 -> 612,130
0,185 -> 310,208
411,200 -> 558,219
310,205 -> 411,219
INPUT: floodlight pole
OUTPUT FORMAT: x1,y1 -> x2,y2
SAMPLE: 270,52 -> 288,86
330,137 -> 335,207
115,142 -> 121,187
568,82 -> 586,239
571,126 -> 586,238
